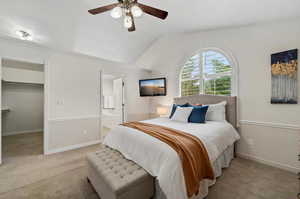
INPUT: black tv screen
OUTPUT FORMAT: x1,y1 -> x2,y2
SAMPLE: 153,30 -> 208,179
139,78 -> 167,97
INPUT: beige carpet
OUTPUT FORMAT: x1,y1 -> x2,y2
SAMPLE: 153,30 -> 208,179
0,132 -> 297,199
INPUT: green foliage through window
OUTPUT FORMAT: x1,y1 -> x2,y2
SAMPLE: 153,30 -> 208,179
204,76 -> 231,96
181,51 -> 232,96
181,80 -> 200,97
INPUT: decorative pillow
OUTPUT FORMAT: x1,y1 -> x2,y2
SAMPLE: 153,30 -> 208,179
205,101 -> 227,121
188,106 -> 209,123
169,103 -> 190,118
171,107 -> 194,122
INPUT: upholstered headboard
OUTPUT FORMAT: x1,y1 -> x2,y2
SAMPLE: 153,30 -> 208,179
174,94 -> 237,129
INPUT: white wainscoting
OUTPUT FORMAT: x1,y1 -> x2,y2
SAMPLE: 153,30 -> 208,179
240,120 -> 300,130
238,120 -> 300,173
49,115 -> 100,122
45,113 -> 152,154
46,116 -> 101,154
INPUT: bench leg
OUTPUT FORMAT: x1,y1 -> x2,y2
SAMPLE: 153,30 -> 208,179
87,177 -> 98,194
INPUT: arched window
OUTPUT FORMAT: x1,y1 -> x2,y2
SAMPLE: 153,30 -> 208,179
180,50 -> 234,97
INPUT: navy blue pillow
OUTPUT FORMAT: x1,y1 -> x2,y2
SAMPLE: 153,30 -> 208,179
188,105 -> 209,123
169,103 -> 190,118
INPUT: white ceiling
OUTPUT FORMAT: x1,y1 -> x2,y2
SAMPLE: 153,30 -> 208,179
0,0 -> 299,64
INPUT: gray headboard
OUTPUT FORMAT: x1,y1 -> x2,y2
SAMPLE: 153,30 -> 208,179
174,94 -> 237,129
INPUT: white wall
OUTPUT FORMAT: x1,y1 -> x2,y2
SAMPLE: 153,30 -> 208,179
0,38 -> 151,154
47,53 -> 150,152
2,82 -> 44,135
136,17 -> 300,172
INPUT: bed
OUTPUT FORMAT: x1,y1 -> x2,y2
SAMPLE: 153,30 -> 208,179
103,94 -> 240,199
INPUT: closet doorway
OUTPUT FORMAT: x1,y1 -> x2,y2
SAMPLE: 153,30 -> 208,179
101,74 -> 125,140
1,58 -> 45,163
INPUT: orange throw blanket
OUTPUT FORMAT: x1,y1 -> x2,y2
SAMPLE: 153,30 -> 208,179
122,121 -> 214,197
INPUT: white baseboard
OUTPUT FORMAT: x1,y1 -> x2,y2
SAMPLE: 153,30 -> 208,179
3,129 -> 43,136
237,152 -> 299,173
45,140 -> 101,155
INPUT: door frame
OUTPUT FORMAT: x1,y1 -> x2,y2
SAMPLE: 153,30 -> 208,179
43,60 -> 50,154
0,57 -> 2,164
99,70 -> 103,141
113,77 -> 126,124
0,57 -> 49,163
99,72 -> 126,141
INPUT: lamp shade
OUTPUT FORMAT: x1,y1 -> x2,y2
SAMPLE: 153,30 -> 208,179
124,15 -> 133,28
110,6 -> 123,19
131,5 -> 143,17
157,106 -> 168,116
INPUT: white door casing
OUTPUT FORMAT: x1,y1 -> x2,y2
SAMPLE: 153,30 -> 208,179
0,57 -> 2,164
113,78 -> 124,124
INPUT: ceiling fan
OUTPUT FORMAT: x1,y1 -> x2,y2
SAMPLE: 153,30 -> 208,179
88,0 -> 168,32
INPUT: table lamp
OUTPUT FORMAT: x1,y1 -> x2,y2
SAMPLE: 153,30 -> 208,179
157,106 -> 168,117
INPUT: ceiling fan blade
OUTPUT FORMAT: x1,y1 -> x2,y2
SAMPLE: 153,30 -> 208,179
88,3 -> 119,15
128,13 -> 136,32
137,3 -> 168,20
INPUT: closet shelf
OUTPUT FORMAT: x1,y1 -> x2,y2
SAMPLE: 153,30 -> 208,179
2,107 -> 10,113
2,67 -> 44,85
2,79 -> 43,85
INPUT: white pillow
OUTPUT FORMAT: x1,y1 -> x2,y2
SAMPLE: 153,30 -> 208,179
171,107 -> 193,122
205,101 -> 227,121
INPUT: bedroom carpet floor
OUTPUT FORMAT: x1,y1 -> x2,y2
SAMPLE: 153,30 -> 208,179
0,132 -> 297,199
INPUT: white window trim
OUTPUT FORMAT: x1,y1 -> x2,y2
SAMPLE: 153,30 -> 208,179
179,47 -> 238,97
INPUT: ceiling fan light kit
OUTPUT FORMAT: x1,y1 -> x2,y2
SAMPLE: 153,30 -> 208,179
110,6 -> 123,19
124,15 -> 133,28
131,5 -> 143,17
88,0 -> 168,32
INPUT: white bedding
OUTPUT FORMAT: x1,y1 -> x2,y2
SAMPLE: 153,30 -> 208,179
103,118 -> 240,199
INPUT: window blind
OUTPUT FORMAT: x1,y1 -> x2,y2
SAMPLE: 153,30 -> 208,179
181,54 -> 201,96
203,51 -> 232,96
180,50 -> 232,97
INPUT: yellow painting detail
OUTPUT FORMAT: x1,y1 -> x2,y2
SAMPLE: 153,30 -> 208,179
271,60 -> 297,78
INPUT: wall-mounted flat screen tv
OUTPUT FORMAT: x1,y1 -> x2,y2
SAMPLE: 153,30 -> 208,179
139,78 -> 167,97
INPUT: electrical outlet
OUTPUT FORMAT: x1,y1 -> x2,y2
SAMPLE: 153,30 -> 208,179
83,130 -> 88,135
248,138 -> 254,145
247,138 -> 255,147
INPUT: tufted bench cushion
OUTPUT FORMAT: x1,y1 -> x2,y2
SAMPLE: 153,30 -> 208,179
86,145 -> 154,199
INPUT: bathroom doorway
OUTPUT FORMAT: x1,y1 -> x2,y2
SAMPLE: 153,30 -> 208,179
101,73 -> 125,140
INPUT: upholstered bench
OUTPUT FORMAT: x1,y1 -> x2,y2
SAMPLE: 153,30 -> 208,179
86,146 -> 154,199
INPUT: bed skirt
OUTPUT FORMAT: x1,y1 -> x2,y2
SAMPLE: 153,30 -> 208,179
154,144 -> 235,199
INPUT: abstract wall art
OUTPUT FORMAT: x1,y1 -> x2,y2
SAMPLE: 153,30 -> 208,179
271,49 -> 298,104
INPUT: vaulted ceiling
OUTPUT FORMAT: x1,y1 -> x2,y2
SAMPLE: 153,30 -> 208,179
0,0 -> 299,64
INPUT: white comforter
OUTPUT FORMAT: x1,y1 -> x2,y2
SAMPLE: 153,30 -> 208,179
103,118 -> 240,199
